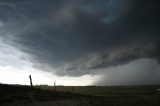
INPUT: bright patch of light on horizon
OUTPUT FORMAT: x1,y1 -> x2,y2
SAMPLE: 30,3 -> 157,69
0,38 -> 98,86
0,65 -> 98,86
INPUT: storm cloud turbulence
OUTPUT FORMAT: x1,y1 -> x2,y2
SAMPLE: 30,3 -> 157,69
0,0 -> 160,85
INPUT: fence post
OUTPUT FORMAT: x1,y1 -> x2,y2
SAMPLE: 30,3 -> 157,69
54,81 -> 56,91
29,75 -> 33,87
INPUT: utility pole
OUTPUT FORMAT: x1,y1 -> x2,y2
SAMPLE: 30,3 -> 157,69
29,75 -> 33,87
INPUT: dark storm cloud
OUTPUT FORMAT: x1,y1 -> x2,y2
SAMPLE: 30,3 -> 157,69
0,0 -> 160,76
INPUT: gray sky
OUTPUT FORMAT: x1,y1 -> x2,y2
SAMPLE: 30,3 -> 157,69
0,0 -> 159,85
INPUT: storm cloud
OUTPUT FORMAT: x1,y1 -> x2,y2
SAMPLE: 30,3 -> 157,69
0,0 -> 160,80
95,58 -> 160,86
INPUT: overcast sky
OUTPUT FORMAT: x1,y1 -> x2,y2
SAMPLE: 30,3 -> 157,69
0,0 -> 159,86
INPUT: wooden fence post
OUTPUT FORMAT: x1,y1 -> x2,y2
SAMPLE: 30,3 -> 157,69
54,81 -> 56,91
29,75 -> 33,87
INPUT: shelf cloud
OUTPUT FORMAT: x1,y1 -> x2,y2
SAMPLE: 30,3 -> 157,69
0,0 -> 159,85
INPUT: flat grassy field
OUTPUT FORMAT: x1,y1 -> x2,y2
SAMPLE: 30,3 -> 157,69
1,84 -> 160,106
37,85 -> 160,96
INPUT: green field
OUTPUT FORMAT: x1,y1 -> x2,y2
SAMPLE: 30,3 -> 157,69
1,84 -> 160,106
37,85 -> 160,96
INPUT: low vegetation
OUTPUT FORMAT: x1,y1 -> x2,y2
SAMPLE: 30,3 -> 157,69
1,84 -> 160,106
